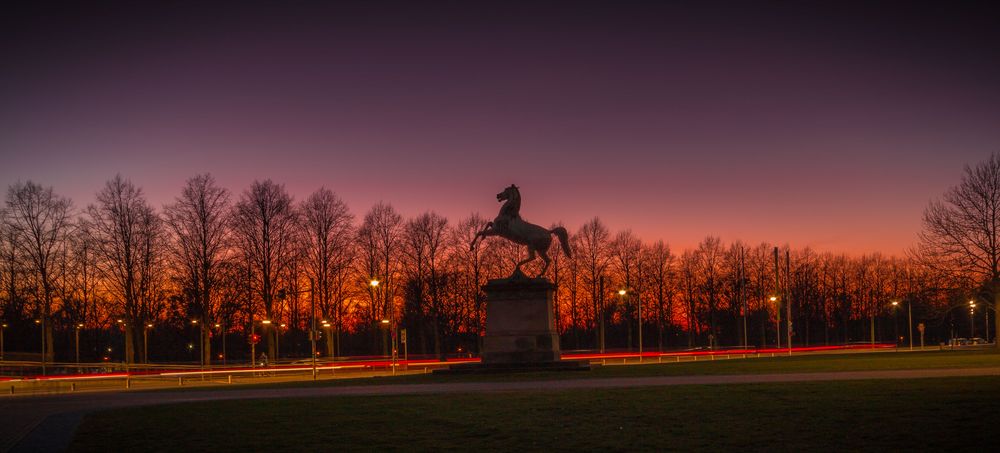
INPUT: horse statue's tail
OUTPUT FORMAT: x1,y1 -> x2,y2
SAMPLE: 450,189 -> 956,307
551,226 -> 571,257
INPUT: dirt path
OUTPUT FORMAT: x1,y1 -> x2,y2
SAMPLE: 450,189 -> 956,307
5,366 -> 1000,452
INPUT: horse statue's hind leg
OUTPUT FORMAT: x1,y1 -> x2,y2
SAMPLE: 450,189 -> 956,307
514,248 -> 537,276
536,248 -> 551,277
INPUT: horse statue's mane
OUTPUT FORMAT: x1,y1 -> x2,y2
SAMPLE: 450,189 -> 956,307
470,184 -> 571,278
498,185 -> 522,220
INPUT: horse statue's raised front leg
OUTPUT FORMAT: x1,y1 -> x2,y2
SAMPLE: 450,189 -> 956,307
470,221 -> 495,250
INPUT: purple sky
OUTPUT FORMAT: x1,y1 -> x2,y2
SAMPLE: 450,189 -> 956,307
2,1 -> 999,255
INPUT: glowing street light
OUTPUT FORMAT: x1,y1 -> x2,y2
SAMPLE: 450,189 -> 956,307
75,323 -> 85,364
143,323 -> 154,364
370,279 -> 380,287
769,296 -> 779,348
891,300 -> 899,349
191,319 -> 204,368
970,302 -> 976,338
214,322 -> 227,366
1,323 -> 8,362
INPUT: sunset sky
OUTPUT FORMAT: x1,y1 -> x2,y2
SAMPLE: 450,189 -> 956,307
2,1 -> 998,256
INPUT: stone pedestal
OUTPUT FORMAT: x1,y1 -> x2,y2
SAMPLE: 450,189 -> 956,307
481,276 -> 561,364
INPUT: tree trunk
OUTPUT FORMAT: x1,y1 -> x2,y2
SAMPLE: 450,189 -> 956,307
202,324 -> 212,367
125,326 -> 135,364
45,324 -> 55,362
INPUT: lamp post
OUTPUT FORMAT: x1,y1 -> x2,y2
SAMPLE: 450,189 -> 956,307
891,301 -> 900,349
35,318 -> 45,375
370,279 -> 387,357
144,323 -> 153,364
191,319 -> 204,368
310,277 -> 317,380
380,318 -> 390,358
599,275 -> 607,354
1,323 -> 6,362
907,300 -> 913,349
969,302 -> 976,338
116,318 -> 127,371
76,323 -> 84,364
215,322 -> 226,366
115,319 -> 123,362
278,323 -> 286,361
261,319 -> 272,363
380,318 -> 394,373
321,319 -> 331,358
770,296 -> 779,348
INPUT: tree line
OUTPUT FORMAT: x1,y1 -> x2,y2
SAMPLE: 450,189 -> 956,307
2,164 -> 996,365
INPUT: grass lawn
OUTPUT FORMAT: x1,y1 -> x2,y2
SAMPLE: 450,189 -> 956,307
71,375 -> 1000,452
166,348 -> 1000,392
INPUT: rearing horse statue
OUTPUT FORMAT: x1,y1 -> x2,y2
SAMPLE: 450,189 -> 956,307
470,184 -> 572,278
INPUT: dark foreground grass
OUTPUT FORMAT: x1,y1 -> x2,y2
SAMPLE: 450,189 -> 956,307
171,348 -> 1000,392
72,376 -> 1000,452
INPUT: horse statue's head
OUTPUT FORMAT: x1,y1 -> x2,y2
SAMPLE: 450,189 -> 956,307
496,184 -> 520,202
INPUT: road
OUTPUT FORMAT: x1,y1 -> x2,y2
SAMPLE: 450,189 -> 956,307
3,366 -> 1000,452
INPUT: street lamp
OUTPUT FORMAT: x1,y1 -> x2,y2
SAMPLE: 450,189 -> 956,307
370,278 -> 389,358
191,319 -> 204,368
278,323 -> 286,360
144,323 -> 153,365
260,319 -> 275,363
116,319 -> 126,364
969,302 -> 976,338
770,296 -> 780,348
76,323 -> 84,364
380,318 -> 391,360
891,301 -> 900,348
1,323 -> 7,362
214,322 -> 226,366
35,319 -> 45,374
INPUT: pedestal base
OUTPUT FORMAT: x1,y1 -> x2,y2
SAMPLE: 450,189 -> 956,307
440,274 -> 590,374
480,275 -> 561,365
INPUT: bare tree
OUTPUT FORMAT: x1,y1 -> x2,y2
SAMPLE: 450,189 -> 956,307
4,181 -> 73,365
356,202 -> 403,354
450,214 -> 489,353
916,153 -> 1000,346
299,187 -> 354,357
679,250 -> 699,347
164,174 -> 231,366
86,175 -> 166,363
576,217 -> 610,350
643,240 -> 675,350
411,212 -> 449,358
696,236 -> 724,348
231,179 -> 298,360
610,229 -> 641,348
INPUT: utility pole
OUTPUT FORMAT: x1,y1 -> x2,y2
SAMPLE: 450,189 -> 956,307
310,277 -> 317,380
741,248 -> 748,349
41,316 -> 47,376
773,247 -> 780,349
786,249 -> 792,355
599,275 -> 606,353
